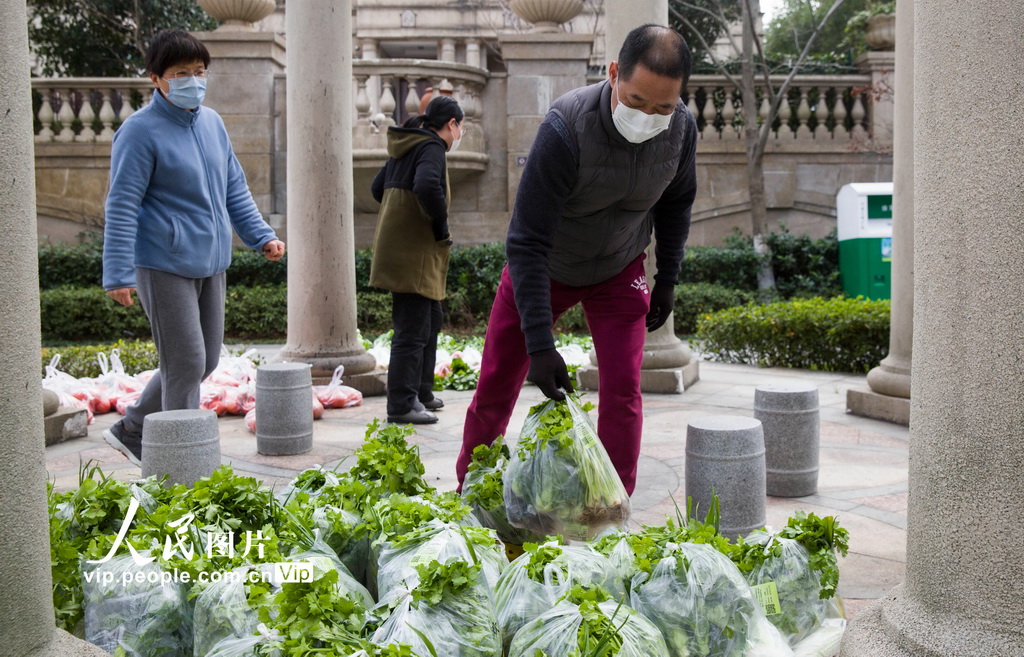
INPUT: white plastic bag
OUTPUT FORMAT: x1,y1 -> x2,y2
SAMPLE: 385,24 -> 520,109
493,541 -> 626,648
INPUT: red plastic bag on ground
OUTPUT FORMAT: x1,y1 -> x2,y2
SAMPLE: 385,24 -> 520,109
244,408 -> 257,433
313,365 -> 363,409
312,391 -> 324,420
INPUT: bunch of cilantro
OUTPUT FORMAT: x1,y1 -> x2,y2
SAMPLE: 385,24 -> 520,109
369,557 -> 500,657
507,585 -> 668,657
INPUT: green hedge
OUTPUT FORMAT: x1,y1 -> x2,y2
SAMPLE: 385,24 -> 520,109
694,296 -> 889,373
764,227 -> 841,298
40,287 -> 153,342
40,285 -> 398,343
679,245 -> 761,289
42,340 -> 159,378
674,283 -> 758,335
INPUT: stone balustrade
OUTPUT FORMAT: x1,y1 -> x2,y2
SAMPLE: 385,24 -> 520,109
32,78 -> 154,143
351,58 -> 490,170
686,73 -> 875,143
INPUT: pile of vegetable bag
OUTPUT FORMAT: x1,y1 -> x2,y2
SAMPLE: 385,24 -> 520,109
49,416 -> 851,657
504,395 -> 631,540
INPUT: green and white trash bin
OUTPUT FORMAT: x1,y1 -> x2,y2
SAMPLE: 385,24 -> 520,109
836,182 -> 893,300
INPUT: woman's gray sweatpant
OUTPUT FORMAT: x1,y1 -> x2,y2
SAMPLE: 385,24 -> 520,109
122,266 -> 226,434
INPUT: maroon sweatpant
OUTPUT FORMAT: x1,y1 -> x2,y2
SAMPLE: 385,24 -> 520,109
456,255 -> 651,495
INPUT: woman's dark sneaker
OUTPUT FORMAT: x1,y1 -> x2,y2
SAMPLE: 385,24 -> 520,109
102,420 -> 142,466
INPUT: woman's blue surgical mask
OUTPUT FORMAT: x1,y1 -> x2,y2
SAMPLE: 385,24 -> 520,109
163,75 -> 207,110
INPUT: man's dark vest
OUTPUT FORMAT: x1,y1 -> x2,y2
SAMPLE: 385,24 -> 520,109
547,80 -> 694,287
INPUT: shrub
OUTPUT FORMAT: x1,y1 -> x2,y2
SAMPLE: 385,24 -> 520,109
694,296 -> 889,373
225,249 -> 287,287
38,237 -> 104,289
40,287 -> 152,342
674,283 -> 757,335
42,340 -> 159,378
444,243 -> 507,328
679,244 -> 761,290
765,227 -> 841,298
356,291 -> 393,334
223,285 -> 288,339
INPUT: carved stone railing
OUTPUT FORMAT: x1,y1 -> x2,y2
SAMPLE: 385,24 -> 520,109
686,73 -> 876,144
351,58 -> 490,171
32,78 -> 154,143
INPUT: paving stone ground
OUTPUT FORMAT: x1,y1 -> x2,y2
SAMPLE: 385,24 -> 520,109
47,358 -> 908,621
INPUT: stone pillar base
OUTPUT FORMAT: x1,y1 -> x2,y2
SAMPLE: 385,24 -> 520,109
43,407 -> 88,446
846,387 -> 910,426
333,370 -> 387,396
27,629 -> 110,657
576,360 -> 699,394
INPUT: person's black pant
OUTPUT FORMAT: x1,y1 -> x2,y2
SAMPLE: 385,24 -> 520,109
387,292 -> 442,415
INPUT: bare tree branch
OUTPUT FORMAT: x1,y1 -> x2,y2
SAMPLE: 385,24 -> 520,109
669,4 -> 741,89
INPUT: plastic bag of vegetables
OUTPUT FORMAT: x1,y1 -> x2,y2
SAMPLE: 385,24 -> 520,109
740,532 -> 829,646
203,624 -> 283,657
375,520 -> 506,596
370,557 -> 501,657
287,538 -> 375,609
494,540 -> 626,648
82,552 -> 192,657
461,436 -> 544,546
192,565 -> 275,657
508,586 -> 668,657
629,542 -> 793,657
504,395 -> 630,541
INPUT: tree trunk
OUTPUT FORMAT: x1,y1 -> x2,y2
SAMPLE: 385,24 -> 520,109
741,0 -> 776,290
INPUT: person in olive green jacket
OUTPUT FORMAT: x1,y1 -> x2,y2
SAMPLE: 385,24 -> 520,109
370,96 -> 465,424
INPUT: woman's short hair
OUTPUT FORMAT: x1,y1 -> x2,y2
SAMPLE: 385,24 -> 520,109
145,29 -> 211,77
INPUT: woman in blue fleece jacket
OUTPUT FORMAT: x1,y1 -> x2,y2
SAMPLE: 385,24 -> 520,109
101,29 -> 285,465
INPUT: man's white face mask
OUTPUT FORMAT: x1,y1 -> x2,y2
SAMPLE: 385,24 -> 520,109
612,83 -> 672,144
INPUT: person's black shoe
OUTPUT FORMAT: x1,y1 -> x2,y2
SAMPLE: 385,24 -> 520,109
387,409 -> 439,425
421,397 -> 444,411
103,420 -> 142,466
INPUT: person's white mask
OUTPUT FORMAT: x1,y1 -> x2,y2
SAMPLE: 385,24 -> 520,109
612,83 -> 672,143
448,122 -> 463,153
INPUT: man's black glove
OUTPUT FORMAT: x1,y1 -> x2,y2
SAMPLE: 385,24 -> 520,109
527,348 -> 574,400
645,282 -> 676,332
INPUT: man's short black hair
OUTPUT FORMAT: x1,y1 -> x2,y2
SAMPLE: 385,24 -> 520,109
145,29 -> 211,77
617,24 -> 692,86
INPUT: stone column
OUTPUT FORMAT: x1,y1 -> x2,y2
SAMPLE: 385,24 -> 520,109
840,0 -> 1024,654
276,0 -> 379,390
196,30 -> 286,222
846,0 -> 911,426
0,4 -> 105,655
578,0 -> 698,394
498,32 -> 594,205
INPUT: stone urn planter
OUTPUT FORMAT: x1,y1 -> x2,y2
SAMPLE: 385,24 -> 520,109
197,0 -> 277,30
509,0 -> 585,33
865,13 -> 896,50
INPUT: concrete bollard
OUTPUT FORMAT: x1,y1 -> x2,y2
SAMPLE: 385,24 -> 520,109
142,409 -> 221,486
685,416 -> 766,538
754,382 -> 820,497
255,363 -> 313,455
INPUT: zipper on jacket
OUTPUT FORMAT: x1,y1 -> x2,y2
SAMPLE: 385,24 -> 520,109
190,119 -> 221,269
